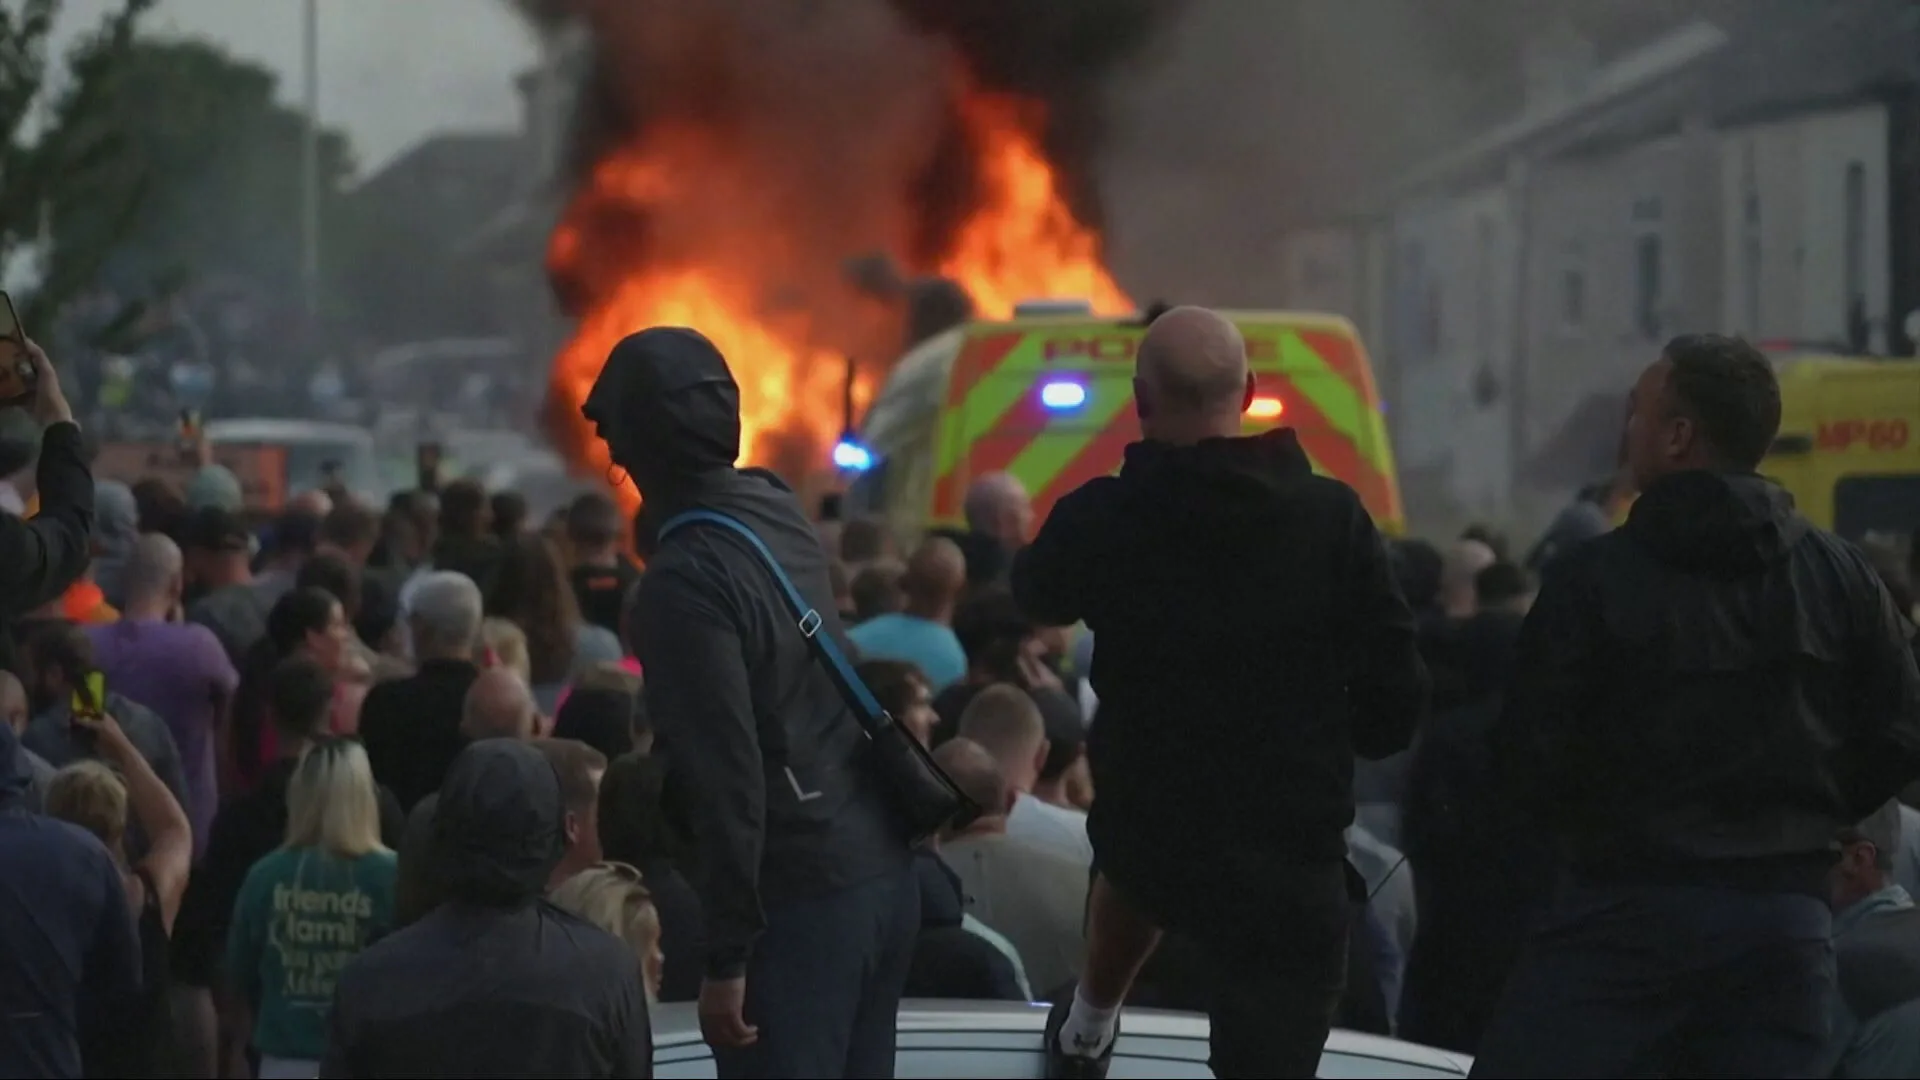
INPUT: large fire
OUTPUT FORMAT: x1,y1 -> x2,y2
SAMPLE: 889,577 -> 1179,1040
546,88 -> 1132,516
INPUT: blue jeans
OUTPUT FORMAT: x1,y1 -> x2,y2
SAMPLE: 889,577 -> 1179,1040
712,863 -> 920,1079
1469,882 -> 1835,1079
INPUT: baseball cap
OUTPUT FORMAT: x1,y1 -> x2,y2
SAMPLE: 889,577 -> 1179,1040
182,506 -> 254,554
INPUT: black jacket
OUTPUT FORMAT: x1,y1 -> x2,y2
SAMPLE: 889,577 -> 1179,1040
359,658 -> 481,812
1492,470 -> 1920,884
605,329 -> 907,981
0,421 -> 93,671
1011,428 -> 1428,864
324,741 -> 651,1079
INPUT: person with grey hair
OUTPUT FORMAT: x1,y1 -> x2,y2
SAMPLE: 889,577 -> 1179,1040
88,532 -> 238,855
358,571 -> 484,811
1826,801 -> 1920,1077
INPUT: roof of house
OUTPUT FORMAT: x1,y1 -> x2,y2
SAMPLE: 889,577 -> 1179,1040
1373,0 -> 1918,205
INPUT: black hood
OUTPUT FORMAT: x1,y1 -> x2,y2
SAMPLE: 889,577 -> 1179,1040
1120,428 -> 1314,503
432,740 -> 565,908
0,723 -> 28,808
1622,470 -> 1808,578
585,327 -> 741,491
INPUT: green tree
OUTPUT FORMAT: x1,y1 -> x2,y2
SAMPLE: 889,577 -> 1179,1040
0,0 -> 154,325
41,36 -> 356,327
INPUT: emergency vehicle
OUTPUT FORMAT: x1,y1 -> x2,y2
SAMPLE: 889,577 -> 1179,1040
844,301 -> 1403,541
1759,348 -> 1920,542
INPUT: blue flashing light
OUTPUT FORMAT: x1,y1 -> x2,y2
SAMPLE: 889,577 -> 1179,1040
1040,380 -> 1088,410
832,438 -> 873,472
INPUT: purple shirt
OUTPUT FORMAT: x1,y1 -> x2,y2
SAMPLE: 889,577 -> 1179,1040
87,618 -> 238,856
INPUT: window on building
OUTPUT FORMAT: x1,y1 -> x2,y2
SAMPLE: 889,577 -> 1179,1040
1844,161 -> 1867,306
1560,268 -> 1586,331
1635,234 -> 1664,340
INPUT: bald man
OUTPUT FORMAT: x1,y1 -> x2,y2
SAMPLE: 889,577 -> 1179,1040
954,472 -> 1033,587
460,667 -> 543,741
1012,305 -> 1428,1078
87,531 -> 238,853
848,536 -> 970,690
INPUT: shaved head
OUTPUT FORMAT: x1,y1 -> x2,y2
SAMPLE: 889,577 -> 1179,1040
963,472 -> 1033,548
933,736 -> 1011,818
1135,306 -> 1252,442
462,668 -> 541,740
901,536 -> 966,611
125,532 -> 184,604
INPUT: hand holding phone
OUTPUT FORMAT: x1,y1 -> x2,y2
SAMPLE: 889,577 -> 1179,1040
0,291 -> 72,426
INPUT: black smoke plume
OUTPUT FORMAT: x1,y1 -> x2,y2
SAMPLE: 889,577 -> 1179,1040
513,0 -> 1179,276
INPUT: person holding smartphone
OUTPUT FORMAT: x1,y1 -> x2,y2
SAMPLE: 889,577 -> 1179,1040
0,325 -> 94,671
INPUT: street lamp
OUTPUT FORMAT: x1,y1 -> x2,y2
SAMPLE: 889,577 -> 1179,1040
300,0 -> 320,322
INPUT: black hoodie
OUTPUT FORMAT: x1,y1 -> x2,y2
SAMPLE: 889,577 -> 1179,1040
589,328 -> 908,981
1491,470 -> 1920,888
1011,428 -> 1428,865
322,741 -> 652,1079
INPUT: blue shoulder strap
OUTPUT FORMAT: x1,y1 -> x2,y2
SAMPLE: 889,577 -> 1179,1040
658,509 -> 888,723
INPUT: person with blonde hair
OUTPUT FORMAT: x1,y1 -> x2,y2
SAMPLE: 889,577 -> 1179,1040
43,708 -> 194,1075
227,739 -> 397,1078
479,616 -> 533,685
551,862 -> 665,1002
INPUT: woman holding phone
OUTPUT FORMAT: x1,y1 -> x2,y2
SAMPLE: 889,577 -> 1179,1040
43,710 -> 195,1076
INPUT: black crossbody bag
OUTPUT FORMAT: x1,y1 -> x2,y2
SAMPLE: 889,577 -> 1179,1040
658,510 -> 980,843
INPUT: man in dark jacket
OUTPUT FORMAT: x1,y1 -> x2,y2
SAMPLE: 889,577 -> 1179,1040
1473,334 -> 1920,1078
587,327 -> 916,1079
0,340 -> 93,672
1013,306 -> 1428,1080
322,740 -> 651,1078
0,721 -> 140,1078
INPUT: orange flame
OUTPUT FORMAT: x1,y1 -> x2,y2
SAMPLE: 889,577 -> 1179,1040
547,92 -> 1132,517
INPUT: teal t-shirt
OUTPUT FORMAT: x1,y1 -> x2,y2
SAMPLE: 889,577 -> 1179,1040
227,846 -> 398,1060
848,613 -> 968,691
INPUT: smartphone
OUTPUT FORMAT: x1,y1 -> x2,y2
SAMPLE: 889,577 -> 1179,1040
70,670 -> 105,719
416,442 -> 442,493
0,291 -> 34,408
177,408 -> 202,464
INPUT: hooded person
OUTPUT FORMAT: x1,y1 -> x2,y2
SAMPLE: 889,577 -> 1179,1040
0,722 -> 143,1077
585,327 -> 918,1079
320,740 -> 651,1078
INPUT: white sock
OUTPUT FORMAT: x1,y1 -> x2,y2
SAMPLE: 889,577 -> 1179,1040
1056,987 -> 1119,1057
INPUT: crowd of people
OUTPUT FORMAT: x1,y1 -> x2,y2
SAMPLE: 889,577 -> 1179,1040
2,307 -> 1920,1080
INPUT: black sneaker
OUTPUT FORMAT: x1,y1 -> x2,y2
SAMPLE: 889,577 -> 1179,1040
1044,995 -> 1119,1080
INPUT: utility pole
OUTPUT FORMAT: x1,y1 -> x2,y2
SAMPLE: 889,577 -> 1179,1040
300,0 -> 321,322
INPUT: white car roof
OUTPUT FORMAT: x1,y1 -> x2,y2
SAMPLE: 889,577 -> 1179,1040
649,1000 -> 1473,1076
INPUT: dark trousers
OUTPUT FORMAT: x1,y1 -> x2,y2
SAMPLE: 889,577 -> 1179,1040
712,863 -> 920,1080
1469,883 -> 1835,1079
1102,851 -> 1354,1079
